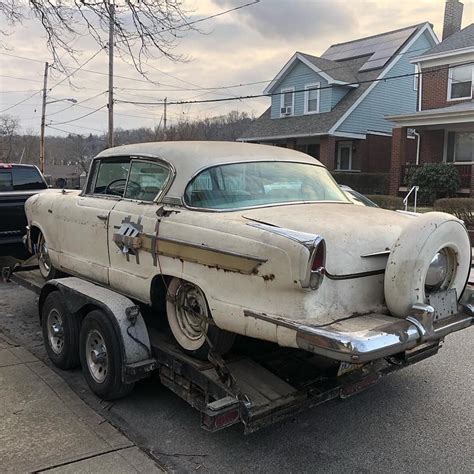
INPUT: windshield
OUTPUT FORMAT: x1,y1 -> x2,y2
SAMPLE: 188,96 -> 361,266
184,161 -> 349,210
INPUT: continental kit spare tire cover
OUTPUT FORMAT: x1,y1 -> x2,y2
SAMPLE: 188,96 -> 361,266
384,212 -> 471,318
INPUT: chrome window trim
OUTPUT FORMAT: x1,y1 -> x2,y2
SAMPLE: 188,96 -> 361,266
81,154 -> 176,204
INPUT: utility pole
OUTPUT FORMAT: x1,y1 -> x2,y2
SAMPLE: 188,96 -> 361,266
39,61 -> 49,174
107,0 -> 115,148
163,97 -> 167,141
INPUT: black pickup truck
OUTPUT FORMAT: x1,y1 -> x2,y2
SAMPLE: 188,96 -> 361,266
0,164 -> 47,254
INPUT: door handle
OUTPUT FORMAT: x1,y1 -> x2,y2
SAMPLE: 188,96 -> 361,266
97,214 -> 108,221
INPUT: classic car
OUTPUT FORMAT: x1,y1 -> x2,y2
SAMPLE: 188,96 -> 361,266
25,142 -> 473,364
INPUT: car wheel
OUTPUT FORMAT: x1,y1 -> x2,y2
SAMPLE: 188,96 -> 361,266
79,310 -> 134,400
37,231 -> 59,280
384,212 -> 471,318
41,292 -> 80,369
166,278 -> 235,360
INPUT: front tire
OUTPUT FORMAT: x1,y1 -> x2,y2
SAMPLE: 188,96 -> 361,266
41,292 -> 80,370
166,278 -> 235,360
79,310 -> 134,400
37,231 -> 59,280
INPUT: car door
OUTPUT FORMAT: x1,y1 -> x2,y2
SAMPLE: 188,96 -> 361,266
108,158 -> 174,301
54,157 -> 131,285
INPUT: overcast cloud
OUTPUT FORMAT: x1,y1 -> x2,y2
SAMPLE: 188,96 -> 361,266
0,0 -> 471,137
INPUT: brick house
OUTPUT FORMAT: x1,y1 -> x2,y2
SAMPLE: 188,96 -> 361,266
239,23 -> 437,192
387,2 -> 474,196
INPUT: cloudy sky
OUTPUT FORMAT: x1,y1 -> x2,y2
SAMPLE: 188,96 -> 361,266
0,0 -> 471,137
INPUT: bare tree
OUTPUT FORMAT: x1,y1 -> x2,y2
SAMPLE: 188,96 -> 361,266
0,114 -> 19,162
0,1 -> 196,75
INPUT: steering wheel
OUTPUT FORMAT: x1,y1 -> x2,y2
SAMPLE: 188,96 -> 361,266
105,178 -> 142,196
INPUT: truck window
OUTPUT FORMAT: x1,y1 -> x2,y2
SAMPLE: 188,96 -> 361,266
0,171 -> 13,191
12,167 -> 47,191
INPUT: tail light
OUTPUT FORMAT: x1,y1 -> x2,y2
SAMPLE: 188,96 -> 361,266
301,238 -> 326,290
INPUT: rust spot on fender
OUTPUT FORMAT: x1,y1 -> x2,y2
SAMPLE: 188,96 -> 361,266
262,273 -> 275,281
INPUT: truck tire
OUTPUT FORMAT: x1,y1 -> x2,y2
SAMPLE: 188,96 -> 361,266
79,310 -> 134,400
37,232 -> 59,280
41,291 -> 80,369
166,278 -> 235,360
384,212 -> 470,318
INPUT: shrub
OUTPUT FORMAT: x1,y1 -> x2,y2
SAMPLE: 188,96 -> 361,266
434,198 -> 474,228
408,163 -> 459,205
331,172 -> 389,195
366,194 -> 404,210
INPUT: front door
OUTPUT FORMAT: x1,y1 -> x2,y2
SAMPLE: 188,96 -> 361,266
108,158 -> 173,302
54,157 -> 131,284
337,141 -> 352,171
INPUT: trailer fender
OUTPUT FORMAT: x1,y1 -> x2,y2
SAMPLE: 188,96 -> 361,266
39,277 -> 155,382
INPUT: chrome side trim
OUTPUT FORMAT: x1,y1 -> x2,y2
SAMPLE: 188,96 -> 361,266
360,250 -> 391,258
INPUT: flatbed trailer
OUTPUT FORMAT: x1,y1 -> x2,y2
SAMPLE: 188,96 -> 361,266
2,257 -> 451,434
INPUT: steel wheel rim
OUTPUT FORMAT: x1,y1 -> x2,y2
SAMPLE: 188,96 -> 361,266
47,308 -> 64,355
85,329 -> 108,384
38,234 -> 51,275
175,283 -> 208,341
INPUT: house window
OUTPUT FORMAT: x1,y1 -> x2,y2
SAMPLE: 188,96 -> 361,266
280,88 -> 294,116
304,83 -> 320,114
446,132 -> 474,162
447,64 -> 473,100
337,141 -> 353,171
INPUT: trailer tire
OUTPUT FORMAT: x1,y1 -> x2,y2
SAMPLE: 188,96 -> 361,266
166,278 -> 235,360
42,292 -> 80,369
79,310 -> 134,400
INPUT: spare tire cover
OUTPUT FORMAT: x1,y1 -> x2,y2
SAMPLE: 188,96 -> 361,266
384,212 -> 470,318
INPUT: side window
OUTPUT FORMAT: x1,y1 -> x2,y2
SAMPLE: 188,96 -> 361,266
0,171 -> 13,191
124,161 -> 170,201
12,167 -> 47,190
91,159 -> 131,197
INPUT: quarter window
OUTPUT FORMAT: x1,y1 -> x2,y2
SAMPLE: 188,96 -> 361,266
305,83 -> 320,113
124,161 -> 170,201
448,64 -> 473,100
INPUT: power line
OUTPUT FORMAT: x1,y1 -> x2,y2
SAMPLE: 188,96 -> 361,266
115,62 -> 473,107
0,90 -> 42,113
49,104 -> 107,125
47,90 -> 108,117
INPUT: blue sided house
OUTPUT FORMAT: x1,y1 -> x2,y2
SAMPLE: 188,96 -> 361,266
239,23 -> 438,178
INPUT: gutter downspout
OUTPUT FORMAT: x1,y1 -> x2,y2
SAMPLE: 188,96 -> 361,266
414,130 -> 421,165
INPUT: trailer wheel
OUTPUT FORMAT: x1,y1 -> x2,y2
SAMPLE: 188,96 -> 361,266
79,310 -> 134,400
42,292 -> 80,370
37,232 -> 59,280
166,278 -> 235,360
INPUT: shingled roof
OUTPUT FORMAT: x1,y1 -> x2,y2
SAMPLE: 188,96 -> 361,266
420,23 -> 474,56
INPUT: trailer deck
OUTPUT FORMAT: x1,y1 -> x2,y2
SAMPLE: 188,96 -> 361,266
3,258 -> 443,433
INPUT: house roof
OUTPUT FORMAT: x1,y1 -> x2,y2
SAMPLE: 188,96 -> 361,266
419,23 -> 474,56
241,23 -> 433,142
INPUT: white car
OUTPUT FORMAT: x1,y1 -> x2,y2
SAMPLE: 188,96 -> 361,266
25,142 -> 473,363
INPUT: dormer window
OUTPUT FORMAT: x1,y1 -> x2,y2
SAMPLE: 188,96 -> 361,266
448,64 -> 473,100
304,83 -> 320,114
280,88 -> 294,117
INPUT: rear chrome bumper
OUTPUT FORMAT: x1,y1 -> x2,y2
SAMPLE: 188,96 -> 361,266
244,288 -> 474,363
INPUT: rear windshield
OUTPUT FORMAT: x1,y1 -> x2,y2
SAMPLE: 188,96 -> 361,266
184,161 -> 349,210
12,167 -> 47,191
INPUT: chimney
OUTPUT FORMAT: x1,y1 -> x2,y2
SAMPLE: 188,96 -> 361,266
442,0 -> 463,40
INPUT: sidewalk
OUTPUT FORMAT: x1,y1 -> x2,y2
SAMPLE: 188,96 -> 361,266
0,332 -> 163,473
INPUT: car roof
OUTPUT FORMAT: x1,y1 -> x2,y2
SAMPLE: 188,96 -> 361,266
96,141 -> 324,199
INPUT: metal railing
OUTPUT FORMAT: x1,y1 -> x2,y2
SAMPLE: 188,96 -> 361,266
403,185 -> 419,212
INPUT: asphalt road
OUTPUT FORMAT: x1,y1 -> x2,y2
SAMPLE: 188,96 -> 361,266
0,272 -> 473,473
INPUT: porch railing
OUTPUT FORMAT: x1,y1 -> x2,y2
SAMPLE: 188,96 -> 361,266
400,163 -> 472,189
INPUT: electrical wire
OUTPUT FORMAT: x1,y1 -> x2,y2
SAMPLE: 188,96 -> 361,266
115,62 -> 474,107
0,90 -> 42,113
49,104 -> 107,125
46,90 -> 108,117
